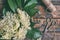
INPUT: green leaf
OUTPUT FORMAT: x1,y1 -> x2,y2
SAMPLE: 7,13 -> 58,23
16,0 -> 21,8
8,0 -> 17,12
2,8 -> 6,16
27,20 -> 42,39
16,0 -> 25,8
26,28 -> 42,39
24,0 -> 38,17
25,0 -> 37,7
34,32 -> 42,39
29,9 -> 38,16
24,0 -> 31,6
25,8 -> 38,17
25,3 -> 36,9
26,30 -> 34,39
30,20 -> 35,28
24,3 -> 38,17
16,0 -> 26,10
21,0 -> 25,8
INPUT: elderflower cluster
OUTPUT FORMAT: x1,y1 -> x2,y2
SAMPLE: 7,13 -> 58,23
0,9 -> 31,40
17,8 -> 30,29
0,12 -> 20,39
14,8 -> 31,40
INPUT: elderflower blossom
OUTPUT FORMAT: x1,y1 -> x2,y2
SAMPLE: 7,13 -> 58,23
17,8 -> 31,29
13,8 -> 31,40
0,9 -> 31,40
0,12 -> 20,39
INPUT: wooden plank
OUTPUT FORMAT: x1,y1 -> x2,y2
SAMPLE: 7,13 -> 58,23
51,0 -> 60,5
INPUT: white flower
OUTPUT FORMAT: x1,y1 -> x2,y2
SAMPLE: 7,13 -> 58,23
0,8 -> 31,40
14,8 -> 31,40
0,11 -> 20,39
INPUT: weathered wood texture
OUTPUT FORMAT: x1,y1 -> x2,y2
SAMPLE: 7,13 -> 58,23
33,0 -> 60,40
